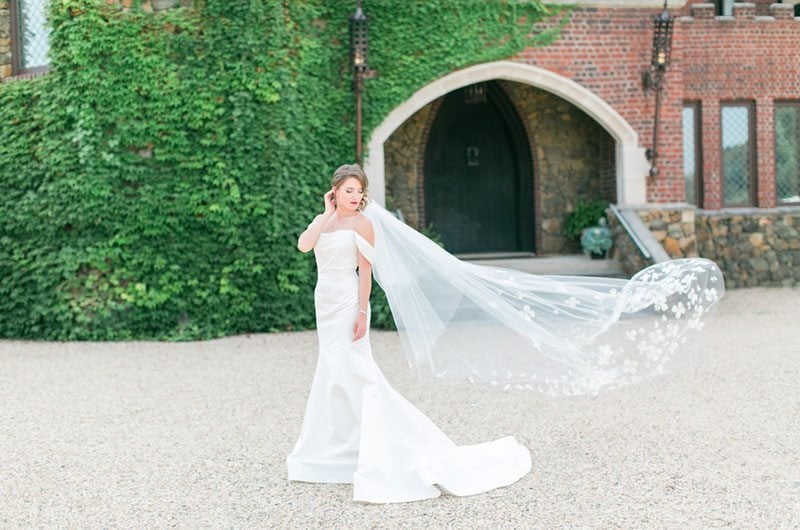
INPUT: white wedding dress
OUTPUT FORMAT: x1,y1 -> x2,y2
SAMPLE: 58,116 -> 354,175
286,228 -> 532,504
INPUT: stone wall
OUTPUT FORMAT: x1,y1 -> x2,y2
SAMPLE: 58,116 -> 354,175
614,204 -> 800,288
636,205 -> 698,259
383,102 -> 435,230
499,80 -> 616,255
696,209 -> 800,288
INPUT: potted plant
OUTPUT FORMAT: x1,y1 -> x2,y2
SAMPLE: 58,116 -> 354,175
564,199 -> 609,241
580,218 -> 613,259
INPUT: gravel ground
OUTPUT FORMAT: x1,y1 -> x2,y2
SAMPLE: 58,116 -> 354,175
1,287 -> 799,528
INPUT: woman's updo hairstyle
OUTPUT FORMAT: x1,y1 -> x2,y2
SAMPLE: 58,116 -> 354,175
331,163 -> 369,212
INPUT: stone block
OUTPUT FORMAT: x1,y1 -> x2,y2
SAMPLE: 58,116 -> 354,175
679,236 -> 697,254
749,232 -> 764,248
667,224 -> 683,239
751,257 -> 769,273
542,218 -> 561,235
713,224 -> 728,237
681,209 -> 695,224
663,237 -> 682,257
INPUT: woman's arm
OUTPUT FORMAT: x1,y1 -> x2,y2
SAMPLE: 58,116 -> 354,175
353,218 -> 375,341
297,212 -> 332,253
297,188 -> 335,253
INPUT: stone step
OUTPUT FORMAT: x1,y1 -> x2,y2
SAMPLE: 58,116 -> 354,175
459,253 -> 627,278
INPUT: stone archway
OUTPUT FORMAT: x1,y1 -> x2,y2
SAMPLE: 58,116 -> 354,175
364,60 -> 649,207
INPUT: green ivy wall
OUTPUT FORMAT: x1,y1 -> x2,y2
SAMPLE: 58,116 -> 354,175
0,0 -> 569,340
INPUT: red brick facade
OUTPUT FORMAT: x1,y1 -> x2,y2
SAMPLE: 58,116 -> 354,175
513,1 -> 800,208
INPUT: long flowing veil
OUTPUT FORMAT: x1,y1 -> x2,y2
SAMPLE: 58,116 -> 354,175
361,198 -> 724,396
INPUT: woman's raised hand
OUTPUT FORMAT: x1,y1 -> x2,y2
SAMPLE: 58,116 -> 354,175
323,187 -> 336,216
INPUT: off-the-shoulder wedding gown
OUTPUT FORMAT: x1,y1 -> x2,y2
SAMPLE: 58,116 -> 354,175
286,229 -> 531,504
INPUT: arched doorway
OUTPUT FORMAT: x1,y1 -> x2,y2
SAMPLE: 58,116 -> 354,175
422,81 -> 533,254
365,60 -> 650,208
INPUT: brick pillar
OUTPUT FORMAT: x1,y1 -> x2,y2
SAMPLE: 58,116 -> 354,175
756,97 -> 776,207
732,2 -> 756,19
769,2 -> 795,19
701,99 -> 722,209
690,3 -> 716,19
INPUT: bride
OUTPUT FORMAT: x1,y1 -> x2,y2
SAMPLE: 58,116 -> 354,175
286,163 -> 723,504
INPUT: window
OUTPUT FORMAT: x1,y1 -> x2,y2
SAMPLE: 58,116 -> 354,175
720,103 -> 756,206
775,103 -> 800,204
10,0 -> 50,75
714,0 -> 733,15
682,103 -> 702,207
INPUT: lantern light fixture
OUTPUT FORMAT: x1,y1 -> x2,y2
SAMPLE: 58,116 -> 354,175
643,0 -> 674,178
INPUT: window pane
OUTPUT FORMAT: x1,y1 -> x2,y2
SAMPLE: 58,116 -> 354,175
775,105 -> 800,204
17,0 -> 49,69
682,106 -> 697,205
721,105 -> 752,205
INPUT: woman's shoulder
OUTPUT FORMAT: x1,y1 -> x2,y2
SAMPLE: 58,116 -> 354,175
353,213 -> 374,244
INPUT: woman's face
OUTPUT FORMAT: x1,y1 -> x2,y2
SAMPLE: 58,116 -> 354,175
335,177 -> 364,212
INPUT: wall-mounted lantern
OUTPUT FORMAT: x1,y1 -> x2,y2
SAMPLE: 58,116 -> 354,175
642,0 -> 674,178
350,0 -> 376,165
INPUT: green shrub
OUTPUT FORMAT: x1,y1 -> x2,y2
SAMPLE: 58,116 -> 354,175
0,0 -> 569,339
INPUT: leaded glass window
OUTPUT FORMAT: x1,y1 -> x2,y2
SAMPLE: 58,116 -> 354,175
682,103 -> 702,206
775,103 -> 800,204
12,0 -> 50,73
721,104 -> 755,206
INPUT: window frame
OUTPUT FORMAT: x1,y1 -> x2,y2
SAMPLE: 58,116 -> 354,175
8,0 -> 51,77
720,100 -> 757,207
774,100 -> 800,206
682,101 -> 704,208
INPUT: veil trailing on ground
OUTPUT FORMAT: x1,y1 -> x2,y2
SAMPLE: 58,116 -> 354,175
361,198 -> 724,396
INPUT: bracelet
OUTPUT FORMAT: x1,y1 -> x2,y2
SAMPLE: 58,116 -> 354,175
358,310 -> 368,316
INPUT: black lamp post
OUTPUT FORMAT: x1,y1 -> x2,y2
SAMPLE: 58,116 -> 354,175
350,0 -> 371,165
643,0 -> 674,178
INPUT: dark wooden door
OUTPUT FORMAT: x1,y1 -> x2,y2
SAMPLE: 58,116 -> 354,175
423,81 -> 533,254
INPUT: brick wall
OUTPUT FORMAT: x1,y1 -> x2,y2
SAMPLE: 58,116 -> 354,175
512,3 -> 800,207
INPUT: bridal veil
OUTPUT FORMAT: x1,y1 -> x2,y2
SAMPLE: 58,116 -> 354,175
360,198 -> 724,396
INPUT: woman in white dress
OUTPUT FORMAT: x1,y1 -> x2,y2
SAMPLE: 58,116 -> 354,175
286,164 -> 532,504
286,163 -> 723,503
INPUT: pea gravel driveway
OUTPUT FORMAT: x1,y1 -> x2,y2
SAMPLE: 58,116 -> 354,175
1,287 -> 799,528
